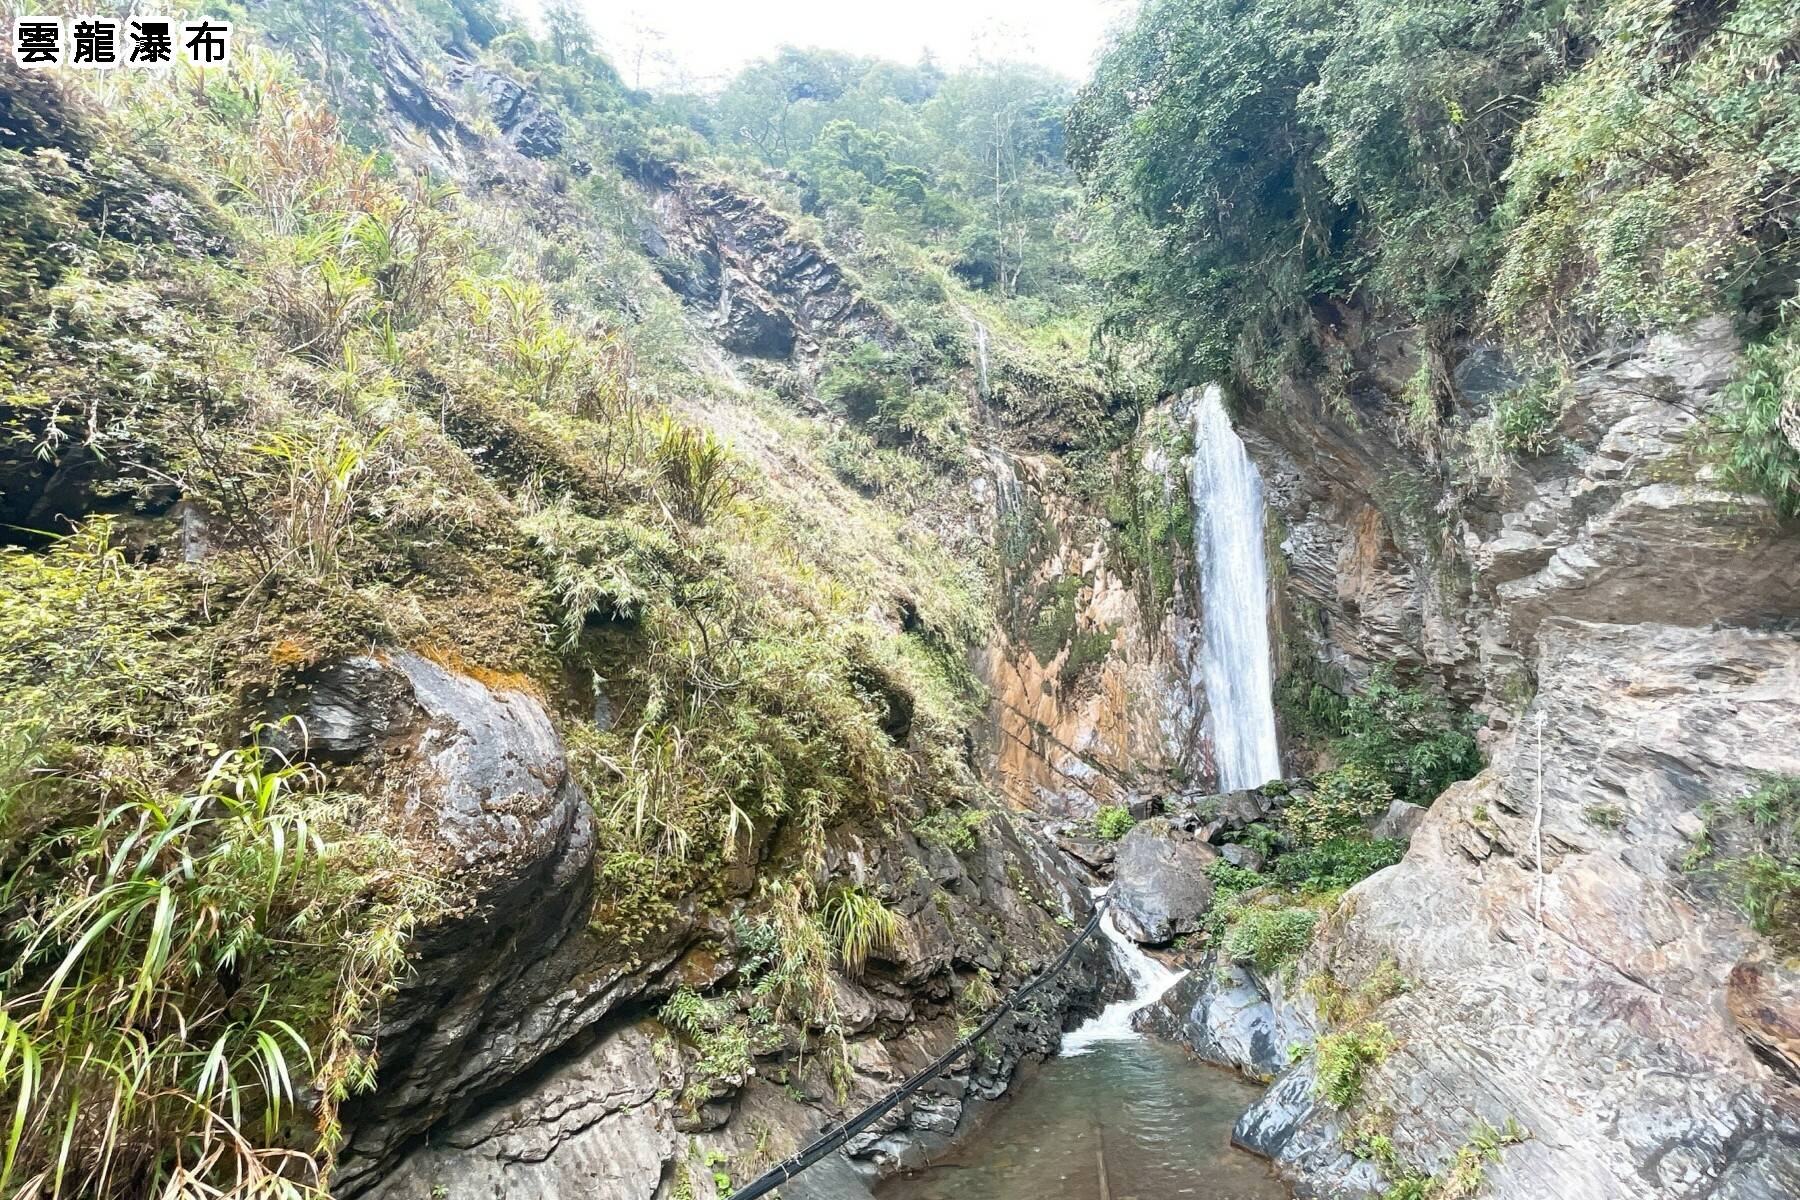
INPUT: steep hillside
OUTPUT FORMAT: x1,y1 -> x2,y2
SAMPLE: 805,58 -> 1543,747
0,9 -> 1122,1197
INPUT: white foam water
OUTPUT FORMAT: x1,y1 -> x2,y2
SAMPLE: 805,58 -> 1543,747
1060,896 -> 1187,1056
1189,384 -> 1282,791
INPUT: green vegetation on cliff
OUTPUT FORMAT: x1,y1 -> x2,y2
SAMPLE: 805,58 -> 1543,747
0,12 -> 1037,1189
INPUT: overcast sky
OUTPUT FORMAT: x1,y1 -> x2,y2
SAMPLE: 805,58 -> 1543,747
516,0 -> 1132,91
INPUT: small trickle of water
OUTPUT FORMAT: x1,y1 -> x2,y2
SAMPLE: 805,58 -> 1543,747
1189,385 -> 1282,791
1060,897 -> 1186,1056
988,449 -> 1022,518
968,317 -> 990,397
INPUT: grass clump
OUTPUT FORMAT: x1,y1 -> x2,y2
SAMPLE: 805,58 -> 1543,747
819,885 -> 904,977
1351,1113 -> 1528,1200
1092,804 -> 1136,842
1313,1022 -> 1394,1110
1221,905 -> 1320,975
0,736 -> 442,1197
1686,774 -> 1800,945
1486,371 -> 1567,457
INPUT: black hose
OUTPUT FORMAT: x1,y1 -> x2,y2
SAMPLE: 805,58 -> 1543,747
727,895 -> 1111,1200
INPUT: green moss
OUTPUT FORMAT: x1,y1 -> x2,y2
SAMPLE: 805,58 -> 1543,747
1061,622 -> 1119,688
1025,574 -> 1084,663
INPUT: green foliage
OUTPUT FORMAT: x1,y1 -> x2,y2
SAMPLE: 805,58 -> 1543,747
1274,613 -> 1348,748
658,987 -> 754,1108
1274,837 -> 1406,894
1061,624 -> 1119,689
1071,0 -> 1578,390
653,417 -> 743,525
522,502 -> 681,648
1205,859 -> 1265,893
1334,668 -> 1483,806
1492,0 -> 1800,339
0,738 -> 440,1196
1487,372 -> 1567,457
819,345 -> 966,458
914,805 -> 988,855
819,884 -> 903,976
1313,1023 -> 1394,1110
1076,0 -> 1799,393
702,52 -> 1084,304
1222,905 -> 1320,975
1092,805 -> 1136,842
1711,317 -> 1800,519
1687,775 -> 1800,944
1284,766 -> 1395,848
1583,804 -> 1626,831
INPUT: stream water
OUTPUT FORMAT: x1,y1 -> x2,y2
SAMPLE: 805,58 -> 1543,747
877,906 -> 1286,1200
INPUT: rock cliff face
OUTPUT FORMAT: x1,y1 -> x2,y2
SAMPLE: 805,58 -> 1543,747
977,448 -> 1204,818
1167,320 -> 1800,1197
628,157 -> 899,363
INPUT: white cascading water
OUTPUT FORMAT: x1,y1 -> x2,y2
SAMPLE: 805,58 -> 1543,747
968,317 -> 990,397
1060,893 -> 1186,1056
1190,384 -> 1282,791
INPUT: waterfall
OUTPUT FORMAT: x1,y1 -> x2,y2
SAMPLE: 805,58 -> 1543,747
1060,895 -> 1186,1056
968,317 -> 990,397
1189,385 -> 1282,791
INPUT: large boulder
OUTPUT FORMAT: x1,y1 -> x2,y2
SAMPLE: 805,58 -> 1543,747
1144,949 -> 1308,1079
259,651 -> 602,1192
1110,817 -> 1220,943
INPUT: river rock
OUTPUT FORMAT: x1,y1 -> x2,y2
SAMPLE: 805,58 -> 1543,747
1148,950 -> 1305,1078
1110,817 -> 1220,943
1368,797 -> 1427,842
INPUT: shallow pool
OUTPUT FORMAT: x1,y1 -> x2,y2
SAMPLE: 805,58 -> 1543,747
874,1036 -> 1287,1200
